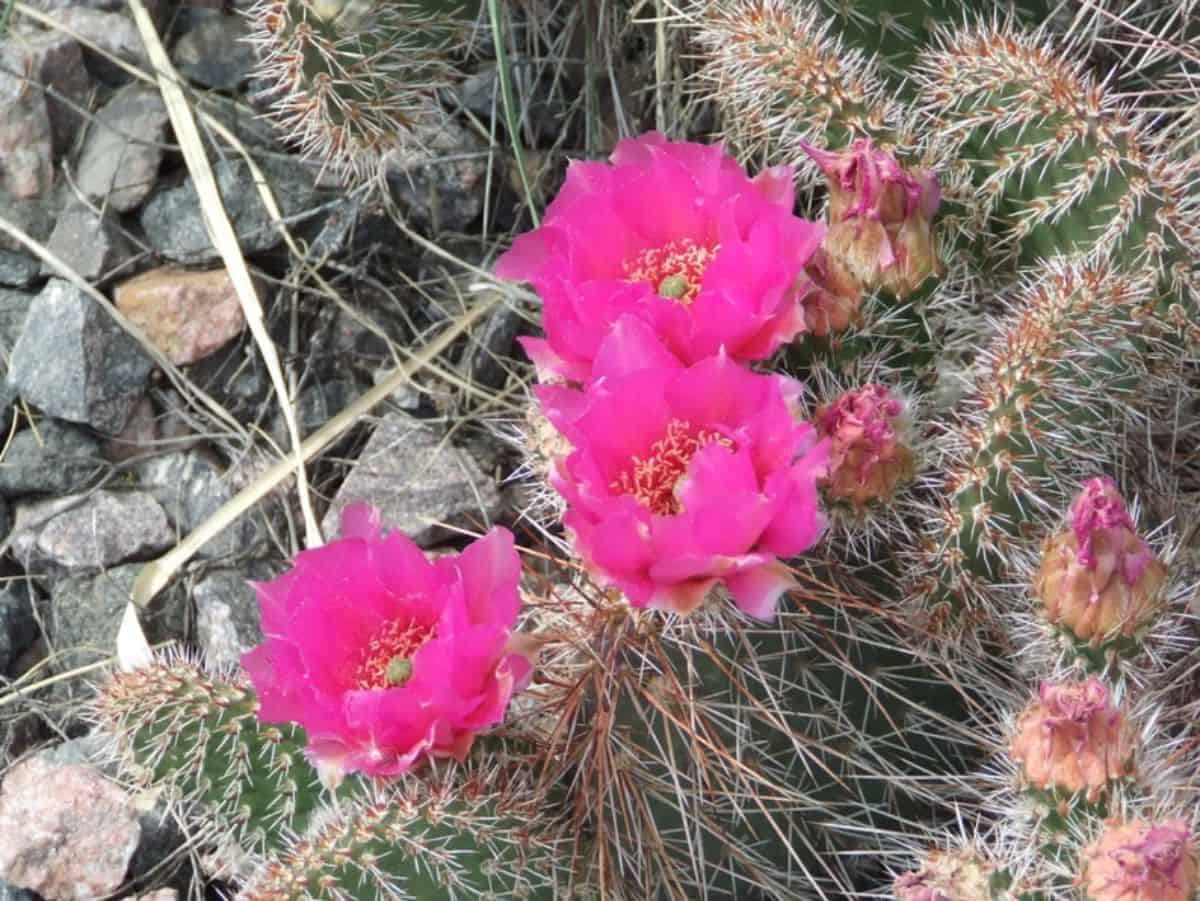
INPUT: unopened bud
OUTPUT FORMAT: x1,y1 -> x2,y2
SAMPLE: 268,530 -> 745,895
1080,818 -> 1197,901
1010,678 -> 1133,802
893,846 -> 994,901
1034,478 -> 1166,647
802,139 -> 942,299
816,384 -> 914,506
800,245 -> 863,337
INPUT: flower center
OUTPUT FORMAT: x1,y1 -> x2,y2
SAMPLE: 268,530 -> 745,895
623,239 -> 718,305
612,419 -> 733,515
355,617 -> 435,690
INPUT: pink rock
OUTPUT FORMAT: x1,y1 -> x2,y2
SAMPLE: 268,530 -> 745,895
137,891 -> 179,901
0,756 -> 140,900
114,267 -> 247,366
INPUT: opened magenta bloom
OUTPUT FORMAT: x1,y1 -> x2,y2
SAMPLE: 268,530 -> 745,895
538,316 -> 829,619
496,131 -> 825,382
241,505 -> 532,777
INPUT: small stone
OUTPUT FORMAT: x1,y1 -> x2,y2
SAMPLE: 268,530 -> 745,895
0,289 -> 33,353
141,157 -> 323,263
0,50 -> 53,198
0,192 -> 56,255
322,411 -> 501,546
269,379 -> 357,445
0,754 -> 141,900
134,451 -> 253,559
102,395 -> 158,462
0,419 -> 103,497
462,303 -> 523,391
0,583 -> 36,675
114,267 -> 247,365
0,879 -> 41,900
194,568 -> 266,670
172,11 -> 255,91
19,33 -> 90,158
41,201 -> 134,283
384,116 -> 486,232
198,93 -> 281,153
46,564 -> 184,678
137,891 -> 178,901
11,490 -> 173,571
8,279 -> 155,434
56,9 -> 148,84
0,253 -> 40,288
75,84 -> 170,212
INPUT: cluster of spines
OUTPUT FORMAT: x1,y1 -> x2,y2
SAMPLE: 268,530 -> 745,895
92,653 -> 566,898
239,765 -> 564,900
912,19 -> 1199,282
690,0 -> 909,172
517,577 -> 977,899
244,0 -> 477,182
906,263 -> 1161,622
92,652 -> 323,853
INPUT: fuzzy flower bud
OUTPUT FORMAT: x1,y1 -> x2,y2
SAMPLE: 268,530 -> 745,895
1081,818 -> 1197,901
800,246 -> 863,337
802,138 -> 941,299
893,847 -> 994,901
1034,478 -> 1167,647
815,384 -> 914,506
1010,678 -> 1133,802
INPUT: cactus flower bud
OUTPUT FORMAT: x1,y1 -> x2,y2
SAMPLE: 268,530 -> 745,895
802,138 -> 942,299
1010,678 -> 1133,802
893,847 -> 994,901
1034,478 -> 1167,647
800,246 -> 863,337
1080,818 -> 1197,901
815,384 -> 914,506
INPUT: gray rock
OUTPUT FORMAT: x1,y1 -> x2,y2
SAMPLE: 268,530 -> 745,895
198,93 -> 281,153
172,12 -> 255,91
270,379 -> 357,445
0,289 -> 33,354
75,84 -> 169,212
384,117 -> 486,232
0,48 -> 53,198
194,567 -> 266,670
10,490 -> 173,572
0,420 -> 103,498
46,564 -> 184,678
40,201 -> 134,283
0,879 -> 41,900
322,411 -> 501,546
0,253 -> 39,289
462,303 -> 522,391
141,157 -> 324,263
0,192 -> 55,255
134,451 -> 254,559
8,279 -> 155,434
0,583 -> 36,675
55,8 -> 148,85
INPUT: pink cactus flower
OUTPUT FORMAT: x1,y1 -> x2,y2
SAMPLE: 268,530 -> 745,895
537,316 -> 828,619
801,138 -> 941,298
241,505 -> 532,777
1081,818 -> 1197,901
496,131 -> 826,382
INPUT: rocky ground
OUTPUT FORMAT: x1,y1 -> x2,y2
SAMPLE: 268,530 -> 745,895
0,0 -> 624,896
